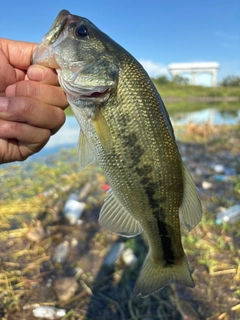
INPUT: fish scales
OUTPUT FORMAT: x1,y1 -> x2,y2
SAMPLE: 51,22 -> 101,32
101,55 -> 184,261
32,10 -> 202,297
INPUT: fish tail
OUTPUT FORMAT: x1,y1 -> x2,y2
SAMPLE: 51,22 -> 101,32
134,253 -> 194,297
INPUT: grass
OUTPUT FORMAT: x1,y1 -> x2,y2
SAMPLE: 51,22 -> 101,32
0,122 -> 240,319
64,82 -> 240,118
152,81 -> 240,99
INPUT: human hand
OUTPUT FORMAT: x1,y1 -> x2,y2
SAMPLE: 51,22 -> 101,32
0,39 -> 68,164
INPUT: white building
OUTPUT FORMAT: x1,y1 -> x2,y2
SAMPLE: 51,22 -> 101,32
168,62 -> 219,87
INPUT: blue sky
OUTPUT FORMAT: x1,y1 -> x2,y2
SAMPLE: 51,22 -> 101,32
1,0 -> 239,86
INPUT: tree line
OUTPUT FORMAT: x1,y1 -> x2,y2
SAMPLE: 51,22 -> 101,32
152,75 -> 240,87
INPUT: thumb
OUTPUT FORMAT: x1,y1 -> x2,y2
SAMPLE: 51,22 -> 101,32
27,65 -> 59,86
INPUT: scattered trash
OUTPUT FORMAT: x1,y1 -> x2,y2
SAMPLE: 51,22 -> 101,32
103,242 -> 125,266
213,174 -> 229,182
52,240 -> 70,263
32,306 -> 66,319
202,181 -> 213,190
121,248 -> 137,267
53,277 -> 79,302
67,192 -> 79,200
215,204 -> 240,225
62,198 -> 86,225
71,237 -> 78,247
102,183 -> 110,191
79,182 -> 92,200
214,164 -> 225,173
26,221 -> 47,242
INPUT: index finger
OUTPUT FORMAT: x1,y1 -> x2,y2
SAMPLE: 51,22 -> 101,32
0,39 -> 36,70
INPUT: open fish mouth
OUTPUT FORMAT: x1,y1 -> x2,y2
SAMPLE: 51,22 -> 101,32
59,76 -> 111,101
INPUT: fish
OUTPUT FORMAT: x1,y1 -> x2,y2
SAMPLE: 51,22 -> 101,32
32,10 -> 202,297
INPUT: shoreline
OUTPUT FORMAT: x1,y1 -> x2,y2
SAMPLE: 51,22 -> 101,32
163,96 -> 240,103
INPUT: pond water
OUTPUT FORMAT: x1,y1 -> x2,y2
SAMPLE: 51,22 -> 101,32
171,108 -> 240,126
31,105 -> 240,161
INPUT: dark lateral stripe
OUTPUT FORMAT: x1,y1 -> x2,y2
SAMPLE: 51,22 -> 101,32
144,183 -> 175,266
155,212 -> 175,266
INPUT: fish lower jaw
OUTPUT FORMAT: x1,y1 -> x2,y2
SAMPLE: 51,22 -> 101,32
80,88 -> 111,102
60,78 -> 111,102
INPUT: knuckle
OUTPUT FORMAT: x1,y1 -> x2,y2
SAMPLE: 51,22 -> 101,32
33,129 -> 51,151
51,108 -> 66,134
11,121 -> 24,133
19,81 -> 39,99
15,98 -> 36,118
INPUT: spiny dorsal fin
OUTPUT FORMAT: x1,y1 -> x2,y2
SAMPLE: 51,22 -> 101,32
99,190 -> 143,237
77,129 -> 95,169
179,161 -> 202,231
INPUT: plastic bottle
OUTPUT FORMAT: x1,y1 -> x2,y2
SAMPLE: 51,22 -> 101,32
62,198 -> 86,225
52,240 -> 70,263
32,306 -> 66,319
215,205 -> 240,225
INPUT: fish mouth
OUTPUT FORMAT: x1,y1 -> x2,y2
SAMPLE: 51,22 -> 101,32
59,76 -> 111,102
32,10 -> 72,66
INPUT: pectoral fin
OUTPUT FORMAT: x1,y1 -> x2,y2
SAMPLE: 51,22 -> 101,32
179,161 -> 202,231
92,108 -> 112,153
99,190 -> 143,237
77,129 -> 95,169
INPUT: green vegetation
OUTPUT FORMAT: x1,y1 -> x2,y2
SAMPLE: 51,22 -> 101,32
220,76 -> 240,87
152,76 -> 240,99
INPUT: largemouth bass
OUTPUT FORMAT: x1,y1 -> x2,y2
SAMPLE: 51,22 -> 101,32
33,10 -> 202,297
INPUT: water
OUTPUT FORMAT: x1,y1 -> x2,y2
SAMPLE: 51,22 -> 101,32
30,115 -> 79,160
171,108 -> 240,126
23,106 -> 240,161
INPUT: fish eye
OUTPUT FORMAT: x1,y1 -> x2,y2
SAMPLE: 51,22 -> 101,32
76,24 -> 89,38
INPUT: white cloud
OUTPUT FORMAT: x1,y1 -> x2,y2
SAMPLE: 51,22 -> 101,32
138,59 -> 168,78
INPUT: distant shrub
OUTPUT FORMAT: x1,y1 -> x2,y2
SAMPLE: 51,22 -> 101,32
152,76 -> 169,85
172,75 -> 189,85
220,76 -> 240,87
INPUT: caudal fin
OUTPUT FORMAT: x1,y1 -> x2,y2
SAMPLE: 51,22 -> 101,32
134,254 -> 194,298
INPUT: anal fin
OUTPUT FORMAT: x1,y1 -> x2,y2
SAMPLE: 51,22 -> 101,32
99,190 -> 143,237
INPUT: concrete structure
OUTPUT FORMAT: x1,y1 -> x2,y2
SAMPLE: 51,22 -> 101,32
168,62 -> 219,87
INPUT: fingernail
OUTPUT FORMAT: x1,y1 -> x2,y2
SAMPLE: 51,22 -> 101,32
28,65 -> 44,81
0,98 -> 8,111
5,84 -> 16,97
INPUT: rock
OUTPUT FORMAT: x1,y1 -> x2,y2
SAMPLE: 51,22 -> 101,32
26,221 -> 47,242
53,277 -> 79,302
